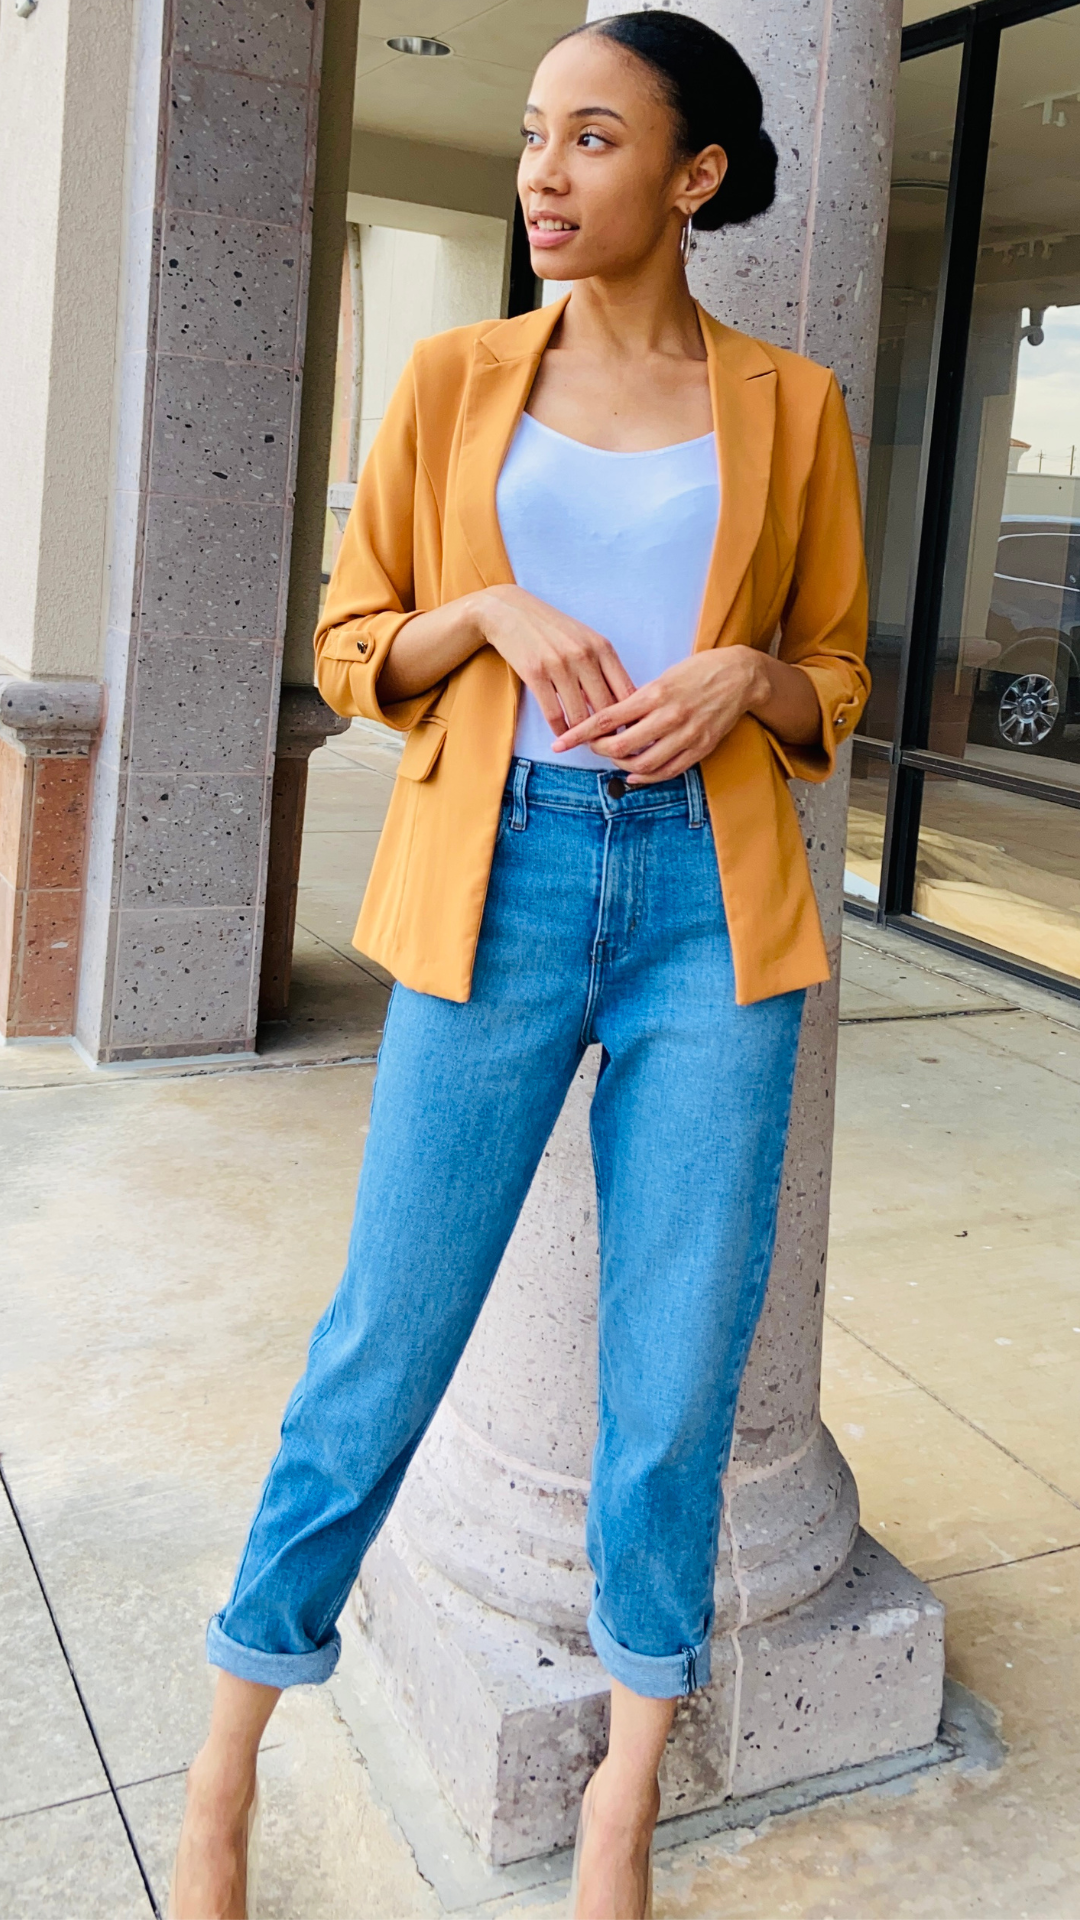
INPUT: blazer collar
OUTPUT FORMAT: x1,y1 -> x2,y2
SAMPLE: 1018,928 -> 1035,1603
455,296 -> 778,644
454,298 -> 570,588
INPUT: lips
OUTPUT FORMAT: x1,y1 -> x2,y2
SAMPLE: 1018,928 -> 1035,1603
529,215 -> 579,250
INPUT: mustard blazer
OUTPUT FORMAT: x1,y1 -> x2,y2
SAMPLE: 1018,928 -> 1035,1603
315,297 -> 870,1006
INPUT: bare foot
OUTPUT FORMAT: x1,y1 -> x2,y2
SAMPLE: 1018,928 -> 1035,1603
169,1748 -> 256,1920
573,1757 -> 658,1919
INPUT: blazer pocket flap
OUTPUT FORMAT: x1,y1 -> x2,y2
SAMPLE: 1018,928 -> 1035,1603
398,718 -> 447,781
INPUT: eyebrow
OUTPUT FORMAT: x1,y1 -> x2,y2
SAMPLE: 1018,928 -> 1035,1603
523,103 -> 628,125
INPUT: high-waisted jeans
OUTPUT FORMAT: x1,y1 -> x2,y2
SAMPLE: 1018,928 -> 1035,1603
208,759 -> 805,1699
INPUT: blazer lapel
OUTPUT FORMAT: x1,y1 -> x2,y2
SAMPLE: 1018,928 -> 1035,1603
694,306 -> 778,650
455,297 -> 570,587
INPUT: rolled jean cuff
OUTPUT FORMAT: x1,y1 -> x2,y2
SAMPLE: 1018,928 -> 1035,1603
206,1612 -> 341,1689
587,1604 -> 711,1698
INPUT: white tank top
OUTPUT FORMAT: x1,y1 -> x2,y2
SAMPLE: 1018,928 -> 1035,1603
496,411 -> 720,771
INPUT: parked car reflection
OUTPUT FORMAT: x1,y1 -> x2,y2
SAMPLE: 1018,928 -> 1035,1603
972,516 -> 1080,754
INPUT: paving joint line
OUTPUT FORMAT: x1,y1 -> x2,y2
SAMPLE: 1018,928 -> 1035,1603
1,1049 -> 380,1094
0,1786 -> 113,1825
932,1539 -> 1080,1583
293,918 -> 394,990
0,1457 -> 161,1915
838,1002 -> 1019,1026
826,1314 -> 1080,1514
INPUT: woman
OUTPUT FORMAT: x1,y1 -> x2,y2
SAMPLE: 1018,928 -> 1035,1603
171,12 -> 869,1918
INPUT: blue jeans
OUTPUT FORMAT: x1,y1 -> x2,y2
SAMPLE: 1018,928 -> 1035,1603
208,760 -> 805,1698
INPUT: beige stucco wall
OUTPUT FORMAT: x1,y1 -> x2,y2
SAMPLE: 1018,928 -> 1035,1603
0,0 -> 136,681
349,210 -> 507,467
902,0 -> 967,17
350,129 -> 518,222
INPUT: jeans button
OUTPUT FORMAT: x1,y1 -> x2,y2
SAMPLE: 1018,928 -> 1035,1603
607,775 -> 627,799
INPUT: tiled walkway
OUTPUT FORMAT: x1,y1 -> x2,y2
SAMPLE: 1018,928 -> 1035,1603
2,724 -> 1078,1916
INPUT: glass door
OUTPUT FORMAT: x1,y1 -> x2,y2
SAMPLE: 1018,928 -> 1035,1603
847,40 -> 963,907
855,0 -> 1080,994
913,4 -> 1080,980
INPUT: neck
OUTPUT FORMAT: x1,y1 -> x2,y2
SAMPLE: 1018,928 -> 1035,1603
550,248 -> 704,361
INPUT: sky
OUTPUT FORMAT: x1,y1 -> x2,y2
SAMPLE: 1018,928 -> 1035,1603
1010,306 -> 1080,473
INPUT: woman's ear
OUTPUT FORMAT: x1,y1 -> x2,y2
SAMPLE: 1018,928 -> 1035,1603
680,143 -> 727,220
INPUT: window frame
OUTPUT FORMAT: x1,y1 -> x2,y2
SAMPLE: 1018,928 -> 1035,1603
858,0 -> 1080,1002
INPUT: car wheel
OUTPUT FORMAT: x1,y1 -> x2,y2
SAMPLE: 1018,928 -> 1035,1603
993,671 -> 1067,752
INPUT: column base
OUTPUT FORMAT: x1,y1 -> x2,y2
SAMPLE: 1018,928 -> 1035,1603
354,1522 -> 944,1867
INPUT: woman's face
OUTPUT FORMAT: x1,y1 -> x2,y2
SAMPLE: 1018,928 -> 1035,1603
518,33 -> 725,283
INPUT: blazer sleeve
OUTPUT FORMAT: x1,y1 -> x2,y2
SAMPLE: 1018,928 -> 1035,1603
313,355 -> 444,732
763,372 -> 872,784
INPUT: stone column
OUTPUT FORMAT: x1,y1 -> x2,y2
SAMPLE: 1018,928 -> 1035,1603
74,0 -> 327,1063
258,687 -> 349,1022
258,0 -> 361,1028
353,0 -> 945,1868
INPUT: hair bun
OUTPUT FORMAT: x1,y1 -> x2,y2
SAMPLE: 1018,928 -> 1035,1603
697,126 -> 778,231
582,12 -> 778,233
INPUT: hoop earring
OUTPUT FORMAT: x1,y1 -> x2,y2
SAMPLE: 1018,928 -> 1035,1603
680,213 -> 694,266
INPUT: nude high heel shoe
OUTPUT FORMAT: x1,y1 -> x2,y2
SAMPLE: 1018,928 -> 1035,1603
168,1786 -> 260,1920
568,1782 -> 653,1919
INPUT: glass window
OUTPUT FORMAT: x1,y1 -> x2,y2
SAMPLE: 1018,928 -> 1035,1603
929,6 -> 1080,779
861,43 -> 963,744
913,771 -> 1080,979
845,743 -> 892,906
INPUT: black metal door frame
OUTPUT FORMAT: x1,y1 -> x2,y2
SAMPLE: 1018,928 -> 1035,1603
858,0 -> 1080,1000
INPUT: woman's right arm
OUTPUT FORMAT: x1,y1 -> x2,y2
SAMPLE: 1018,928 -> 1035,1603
314,349 -> 633,738
377,583 -> 635,737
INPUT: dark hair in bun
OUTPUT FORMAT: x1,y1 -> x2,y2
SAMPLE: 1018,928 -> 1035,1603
573,11 -> 777,231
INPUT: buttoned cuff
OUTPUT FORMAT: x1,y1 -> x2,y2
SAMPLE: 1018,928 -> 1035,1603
764,662 -> 867,784
315,609 -> 443,731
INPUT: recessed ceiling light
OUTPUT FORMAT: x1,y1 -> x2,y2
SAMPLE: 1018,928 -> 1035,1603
387,35 -> 452,56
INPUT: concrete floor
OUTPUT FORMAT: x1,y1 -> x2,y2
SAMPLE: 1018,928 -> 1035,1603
2,724 -> 1079,1917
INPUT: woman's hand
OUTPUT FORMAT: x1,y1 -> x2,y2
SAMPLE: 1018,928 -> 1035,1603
478,585 -> 636,733
375,584 -> 635,724
551,646 -> 820,782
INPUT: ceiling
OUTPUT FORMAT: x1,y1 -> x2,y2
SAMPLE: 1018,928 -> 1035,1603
354,0 -> 588,157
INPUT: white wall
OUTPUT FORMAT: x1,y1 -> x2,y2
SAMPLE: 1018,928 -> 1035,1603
349,200 -> 507,464
0,0 -> 136,679
1004,470 -> 1080,521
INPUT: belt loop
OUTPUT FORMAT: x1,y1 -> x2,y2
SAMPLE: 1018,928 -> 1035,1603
684,764 -> 705,829
510,757 -> 531,832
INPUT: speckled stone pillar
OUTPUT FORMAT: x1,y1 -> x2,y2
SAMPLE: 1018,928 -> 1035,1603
75,0 -> 325,1063
258,687 -> 348,1023
353,0 -> 944,1867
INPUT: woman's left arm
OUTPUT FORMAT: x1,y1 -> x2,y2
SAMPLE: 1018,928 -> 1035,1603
553,371 -> 870,784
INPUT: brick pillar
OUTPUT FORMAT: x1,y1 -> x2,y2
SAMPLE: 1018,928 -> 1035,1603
0,680 -> 101,1039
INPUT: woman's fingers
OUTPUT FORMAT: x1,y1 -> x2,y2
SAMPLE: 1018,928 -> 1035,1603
589,704 -> 684,761
625,752 -> 696,784
526,673 -> 573,736
491,596 -> 636,740
598,646 -> 637,704
549,628 -> 635,724
621,734 -> 697,775
575,656 -> 633,726
554,687 -> 653,750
